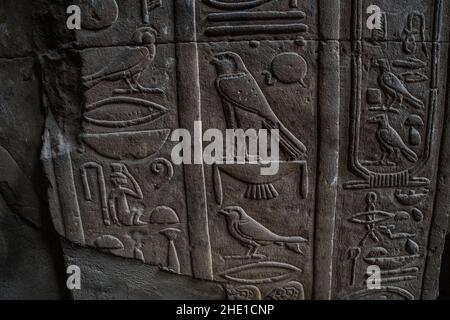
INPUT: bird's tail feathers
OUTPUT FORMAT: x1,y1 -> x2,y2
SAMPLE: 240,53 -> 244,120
285,243 -> 305,255
264,121 -> 307,160
244,183 -> 279,200
405,95 -> 425,109
82,74 -> 104,89
401,146 -> 419,163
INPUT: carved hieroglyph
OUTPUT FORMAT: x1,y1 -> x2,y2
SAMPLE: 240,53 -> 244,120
39,0 -> 450,299
334,0 -> 450,300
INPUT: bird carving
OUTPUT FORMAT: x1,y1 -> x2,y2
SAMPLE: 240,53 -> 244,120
218,206 -> 308,259
211,52 -> 307,160
369,114 -> 418,164
82,26 -> 163,94
375,59 -> 424,110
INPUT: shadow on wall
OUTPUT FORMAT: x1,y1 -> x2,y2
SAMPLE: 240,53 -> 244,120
439,234 -> 450,300
0,195 -> 68,300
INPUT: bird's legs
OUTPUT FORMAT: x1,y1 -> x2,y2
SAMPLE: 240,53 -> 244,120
246,245 -> 266,259
379,149 -> 396,166
385,94 -> 400,113
397,95 -> 405,110
133,73 -> 164,94
114,74 -> 164,94
135,80 -> 164,94
386,94 -> 395,108
394,148 -> 403,162
113,77 -> 140,94
223,245 -> 266,260
379,150 -> 387,166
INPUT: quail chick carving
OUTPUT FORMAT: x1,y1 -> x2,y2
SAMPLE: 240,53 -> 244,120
211,52 -> 307,160
375,59 -> 424,110
219,206 -> 307,259
369,114 -> 418,164
82,27 -> 163,94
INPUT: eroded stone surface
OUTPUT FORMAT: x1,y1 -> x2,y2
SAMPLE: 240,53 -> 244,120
0,196 -> 64,300
0,57 -> 45,227
334,0 -> 450,300
0,0 -> 34,57
199,40 -> 317,298
0,52 -> 65,299
9,0 -> 450,299
61,240 -> 225,300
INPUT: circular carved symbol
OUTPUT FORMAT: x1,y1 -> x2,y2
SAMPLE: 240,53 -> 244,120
270,52 -> 308,86
76,0 -> 119,30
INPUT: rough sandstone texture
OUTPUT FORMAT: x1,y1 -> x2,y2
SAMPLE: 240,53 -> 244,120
1,0 -> 450,300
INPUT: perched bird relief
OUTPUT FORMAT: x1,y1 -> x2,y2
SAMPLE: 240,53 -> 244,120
375,59 -> 425,111
219,206 -> 308,259
211,51 -> 307,161
369,114 -> 418,165
82,27 -> 164,95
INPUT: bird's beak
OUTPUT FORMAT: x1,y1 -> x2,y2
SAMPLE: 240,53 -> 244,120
218,209 -> 229,216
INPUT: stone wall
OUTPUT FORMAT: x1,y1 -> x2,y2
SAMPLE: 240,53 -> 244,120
1,0 -> 450,300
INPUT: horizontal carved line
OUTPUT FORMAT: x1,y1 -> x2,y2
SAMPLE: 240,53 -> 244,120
206,11 -> 306,22
205,23 -> 308,36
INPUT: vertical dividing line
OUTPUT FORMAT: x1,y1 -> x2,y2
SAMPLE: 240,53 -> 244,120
51,130 -> 85,246
142,0 -> 150,24
313,0 -> 341,300
349,0 -> 365,178
421,0 -> 448,300
174,0 -> 214,280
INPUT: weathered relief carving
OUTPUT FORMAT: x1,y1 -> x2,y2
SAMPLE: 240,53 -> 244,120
218,206 -> 308,259
40,0 -> 194,277
73,0 -> 174,47
334,0 -> 450,300
197,0 -> 317,41
263,52 -> 308,87
211,51 -> 307,159
196,0 -> 342,299
30,0 -> 450,300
